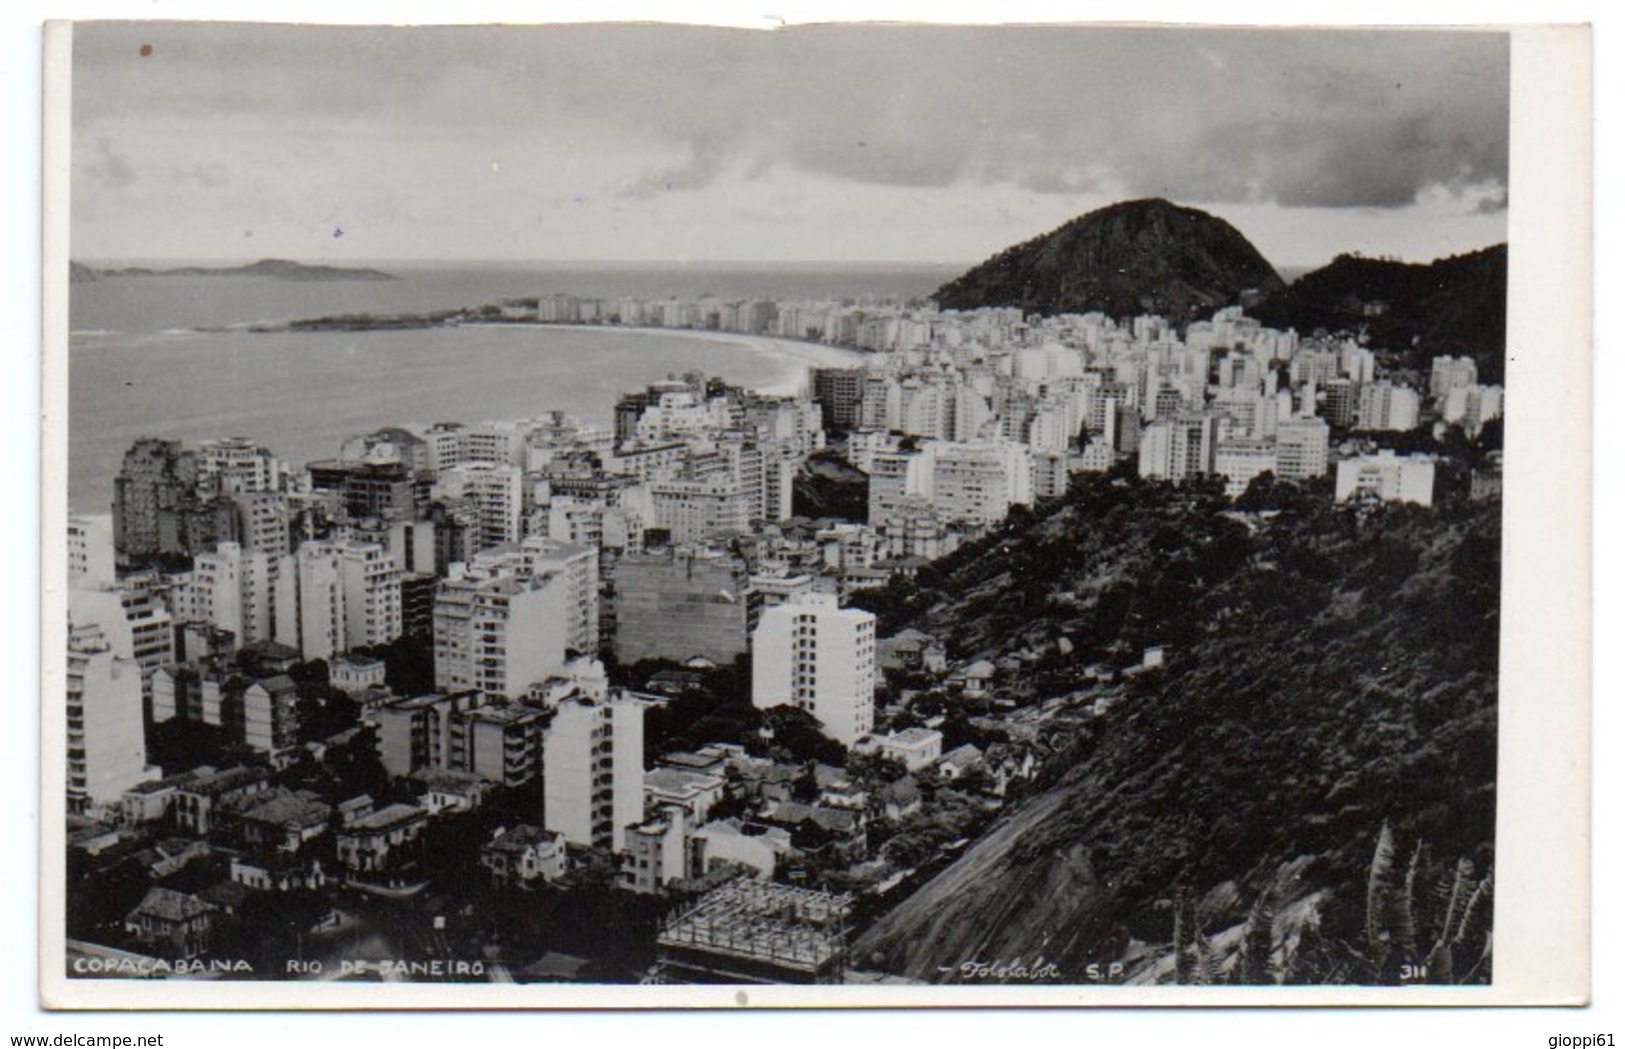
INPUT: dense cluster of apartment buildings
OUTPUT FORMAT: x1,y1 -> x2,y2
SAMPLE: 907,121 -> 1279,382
63,296 -> 1502,970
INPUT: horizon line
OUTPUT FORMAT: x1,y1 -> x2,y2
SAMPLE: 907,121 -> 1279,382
67,254 -> 1374,273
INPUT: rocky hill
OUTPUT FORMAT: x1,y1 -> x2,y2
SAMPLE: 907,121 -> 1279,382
1250,245 -> 1507,381
850,477 -> 1499,984
932,198 -> 1284,320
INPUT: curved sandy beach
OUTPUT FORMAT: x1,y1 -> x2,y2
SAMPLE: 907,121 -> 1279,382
473,322 -> 872,396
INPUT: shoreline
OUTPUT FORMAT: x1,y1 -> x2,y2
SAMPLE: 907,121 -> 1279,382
462,321 -> 870,396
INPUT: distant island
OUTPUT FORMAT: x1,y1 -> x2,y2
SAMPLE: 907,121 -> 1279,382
70,258 -> 397,283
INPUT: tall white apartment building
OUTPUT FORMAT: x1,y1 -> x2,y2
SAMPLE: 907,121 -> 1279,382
272,539 -> 400,659
1275,417 -> 1331,480
651,476 -> 752,544
434,564 -> 568,700
547,496 -> 607,550
520,535 -> 600,656
197,436 -> 285,495
67,514 -> 116,588
1358,382 -> 1422,432
751,592 -> 876,747
543,691 -> 646,852
930,439 -> 1035,525
231,491 -> 292,561
439,462 -> 524,553
1213,439 -> 1277,497
334,540 -> 403,651
859,374 -> 902,431
867,446 -> 937,521
758,443 -> 799,523
461,421 -> 528,466
1138,414 -> 1217,482
67,582 -> 175,692
1429,356 -> 1479,398
418,422 -> 468,476
845,429 -> 899,474
66,622 -> 155,814
276,542 -> 346,660
897,379 -> 950,439
1442,384 -> 1504,436
178,541 -> 277,646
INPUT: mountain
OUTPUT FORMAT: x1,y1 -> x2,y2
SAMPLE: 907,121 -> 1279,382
74,258 -> 397,282
932,198 -> 1285,320
849,477 -> 1499,984
1250,245 -> 1507,382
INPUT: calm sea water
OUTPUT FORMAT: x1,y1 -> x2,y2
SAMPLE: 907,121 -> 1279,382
68,262 -> 958,512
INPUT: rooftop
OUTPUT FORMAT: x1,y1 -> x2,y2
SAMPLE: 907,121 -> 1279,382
657,878 -> 852,973
886,727 -> 943,747
645,767 -> 726,796
343,803 -> 426,833
128,886 -> 214,924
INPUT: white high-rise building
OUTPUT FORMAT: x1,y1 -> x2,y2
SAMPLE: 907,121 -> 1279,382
1214,439 -> 1277,498
930,438 -> 1034,524
439,462 -> 524,553
867,446 -> 937,521
1442,384 -> 1505,436
272,539 -> 399,659
276,543 -> 346,660
1275,417 -> 1331,480
418,422 -> 468,476
1358,382 -> 1422,432
1429,356 -> 1479,399
197,436 -> 285,495
67,514 -> 116,589
520,536 -> 600,656
66,622 -> 155,814
650,476 -> 751,544
461,421 -> 528,466
434,563 -> 568,700
179,541 -> 276,646
751,592 -> 876,746
67,582 -> 175,692
231,491 -> 292,561
334,540 -> 403,651
547,496 -> 606,550
543,691 -> 646,852
1138,414 -> 1217,482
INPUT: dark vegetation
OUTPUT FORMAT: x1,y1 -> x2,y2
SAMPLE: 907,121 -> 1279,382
932,198 -> 1285,321
853,471 -> 1499,983
1251,245 -> 1508,382
792,449 -> 869,522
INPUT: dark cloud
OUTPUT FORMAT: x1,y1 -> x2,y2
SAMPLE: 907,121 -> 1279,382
72,23 -> 1509,212
1475,185 -> 1510,213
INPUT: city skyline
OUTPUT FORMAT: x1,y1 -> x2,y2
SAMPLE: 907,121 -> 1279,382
71,23 -> 1509,268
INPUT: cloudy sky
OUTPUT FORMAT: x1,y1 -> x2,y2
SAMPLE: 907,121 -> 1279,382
70,22 -> 1509,268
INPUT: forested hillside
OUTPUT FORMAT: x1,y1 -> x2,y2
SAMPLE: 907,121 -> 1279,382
851,474 -> 1499,984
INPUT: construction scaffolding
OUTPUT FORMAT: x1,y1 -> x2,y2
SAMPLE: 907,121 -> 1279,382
655,878 -> 854,984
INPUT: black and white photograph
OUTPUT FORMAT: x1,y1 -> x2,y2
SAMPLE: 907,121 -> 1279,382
34,14 -> 1591,1012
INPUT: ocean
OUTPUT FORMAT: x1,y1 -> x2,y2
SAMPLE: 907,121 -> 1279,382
66,262 -> 960,513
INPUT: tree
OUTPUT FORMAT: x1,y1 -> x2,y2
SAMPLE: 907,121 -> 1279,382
791,761 -> 822,804
761,705 -> 847,766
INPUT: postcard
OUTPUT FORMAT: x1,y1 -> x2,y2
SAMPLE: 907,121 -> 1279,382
38,16 -> 1591,1008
